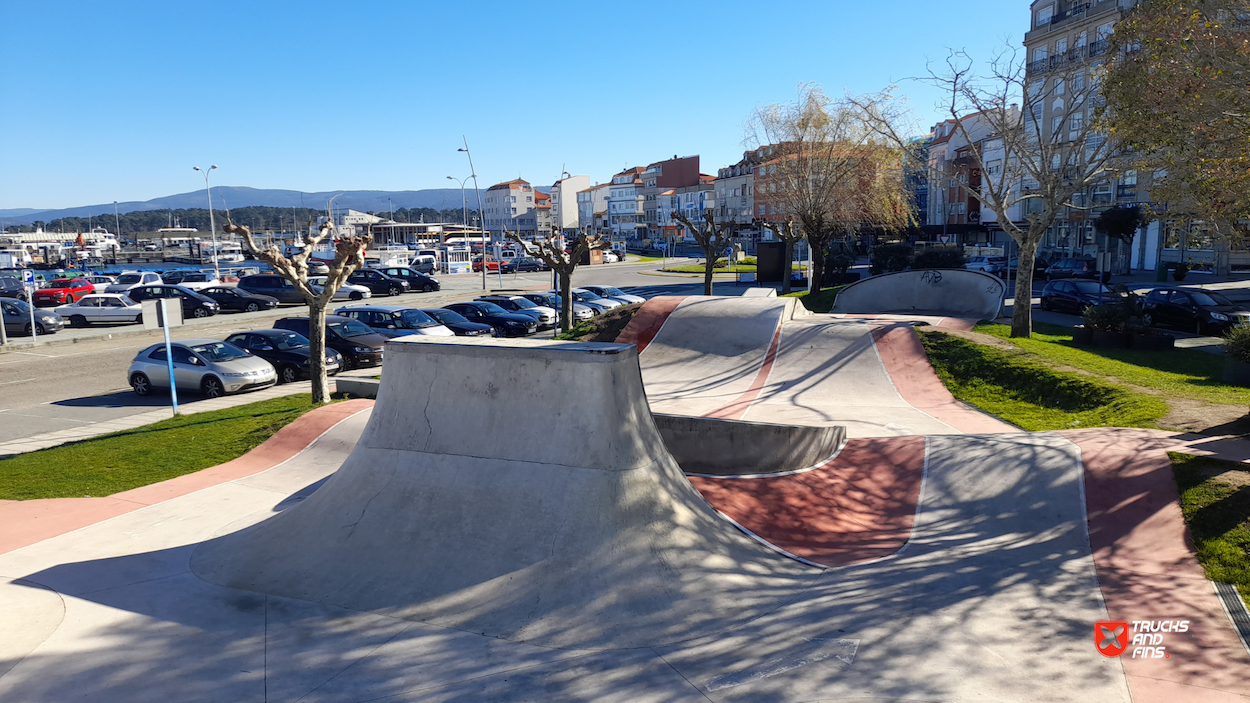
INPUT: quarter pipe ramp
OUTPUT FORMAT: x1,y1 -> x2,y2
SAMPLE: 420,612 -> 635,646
191,337 -> 817,650
831,268 -> 1006,319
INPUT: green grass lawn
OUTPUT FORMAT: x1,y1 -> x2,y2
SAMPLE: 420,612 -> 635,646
918,330 -> 1169,431
974,322 -> 1247,406
631,256 -> 665,262
0,395 -> 330,500
1171,452 -> 1250,607
781,286 -> 845,314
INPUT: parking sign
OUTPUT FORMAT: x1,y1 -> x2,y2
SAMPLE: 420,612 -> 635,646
22,270 -> 34,285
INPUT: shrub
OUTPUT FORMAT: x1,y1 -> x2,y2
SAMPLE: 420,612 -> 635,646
870,243 -> 912,275
1082,304 -> 1128,332
912,248 -> 965,270
1224,325 -> 1250,364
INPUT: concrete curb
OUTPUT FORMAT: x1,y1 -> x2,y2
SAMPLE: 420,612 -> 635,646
335,377 -> 381,399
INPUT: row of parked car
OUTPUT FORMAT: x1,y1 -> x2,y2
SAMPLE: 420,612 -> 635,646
1039,280 -> 1250,335
121,285 -> 648,399
965,256 -> 1110,282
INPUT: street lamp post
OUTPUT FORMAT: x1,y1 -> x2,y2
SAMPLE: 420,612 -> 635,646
446,175 -> 471,231
193,165 -> 220,280
458,139 -> 487,290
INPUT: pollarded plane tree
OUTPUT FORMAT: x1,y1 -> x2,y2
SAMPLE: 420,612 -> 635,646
747,85 -> 913,291
856,49 -> 1123,338
760,218 -> 805,295
224,197 -> 371,403
505,229 -> 610,333
671,211 -> 737,296
1104,0 -> 1250,272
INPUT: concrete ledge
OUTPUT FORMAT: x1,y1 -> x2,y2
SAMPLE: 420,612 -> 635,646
335,377 -> 380,398
653,413 -> 846,476
743,287 -> 777,298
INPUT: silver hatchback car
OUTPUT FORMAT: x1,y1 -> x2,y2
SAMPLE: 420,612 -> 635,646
128,338 -> 278,398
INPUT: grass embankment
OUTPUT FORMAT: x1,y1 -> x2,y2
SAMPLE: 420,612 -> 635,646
554,303 -> 643,342
974,322 -> 1244,406
781,286 -> 845,314
0,395 -> 329,500
1171,452 -> 1250,606
918,330 -> 1168,431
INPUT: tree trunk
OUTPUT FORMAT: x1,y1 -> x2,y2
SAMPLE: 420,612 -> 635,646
308,301 -> 332,403
1011,239 -> 1038,339
810,252 -> 825,292
702,252 -> 716,296
781,239 -> 794,295
558,268 -> 574,333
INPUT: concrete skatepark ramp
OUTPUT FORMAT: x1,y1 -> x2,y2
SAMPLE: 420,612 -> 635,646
191,336 -> 816,649
831,268 -> 1006,319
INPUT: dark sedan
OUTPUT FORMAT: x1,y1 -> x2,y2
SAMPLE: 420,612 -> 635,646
377,266 -> 440,292
346,269 -> 409,297
272,315 -> 387,369
1044,258 -> 1108,282
443,301 -> 537,336
1039,280 -> 1123,315
421,308 -> 495,337
512,257 -> 549,272
1141,287 -> 1250,335
200,286 -> 280,313
125,284 -> 220,318
224,329 -> 343,384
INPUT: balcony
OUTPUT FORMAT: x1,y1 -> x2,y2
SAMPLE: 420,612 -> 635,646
1025,0 -> 1119,43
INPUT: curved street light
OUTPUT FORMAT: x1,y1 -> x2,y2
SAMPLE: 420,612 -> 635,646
458,142 -> 487,289
192,165 -> 219,280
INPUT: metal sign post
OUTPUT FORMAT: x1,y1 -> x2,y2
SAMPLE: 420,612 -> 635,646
142,298 -> 184,416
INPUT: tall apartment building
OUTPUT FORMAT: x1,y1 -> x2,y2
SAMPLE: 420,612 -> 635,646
483,179 -> 537,240
548,175 -> 591,234
640,156 -> 702,240
576,183 -> 611,239
1024,0 -> 1157,269
656,177 -> 716,241
926,109 -> 1018,245
714,153 -> 757,229
534,190 -> 553,238
607,167 -> 645,244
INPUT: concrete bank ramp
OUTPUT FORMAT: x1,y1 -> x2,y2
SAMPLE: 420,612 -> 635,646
623,295 -> 806,418
191,336 -> 816,650
832,268 -> 1005,319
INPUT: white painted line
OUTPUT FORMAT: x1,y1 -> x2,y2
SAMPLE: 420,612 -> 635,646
711,507 -> 827,570
0,378 -> 37,386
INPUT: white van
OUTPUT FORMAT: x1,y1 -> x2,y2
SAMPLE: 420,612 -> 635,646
410,255 -> 437,274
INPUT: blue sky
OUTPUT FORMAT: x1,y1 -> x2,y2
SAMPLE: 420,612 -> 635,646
1,0 -> 1027,210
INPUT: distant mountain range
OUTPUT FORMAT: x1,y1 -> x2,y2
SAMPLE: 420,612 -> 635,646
0,187 -> 505,226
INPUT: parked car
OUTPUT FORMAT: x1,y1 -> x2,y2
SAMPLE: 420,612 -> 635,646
564,288 -> 623,312
376,266 -> 440,292
223,329 -> 343,384
519,292 -> 595,323
443,301 -> 537,337
333,305 -> 454,338
199,286 -> 280,313
54,293 -> 143,326
476,295 -> 556,329
125,284 -> 220,319
346,268 -> 410,297
105,271 -> 163,295
32,277 -> 94,307
472,256 -> 515,273
1141,287 -> 1250,335
84,275 -> 116,293
128,339 -> 277,398
308,276 -> 373,302
160,270 -> 220,291
420,308 -> 495,337
601,250 -> 621,263
273,315 -> 387,369
511,257 -> 549,272
1044,258 -> 1107,282
964,256 -> 1007,275
236,274 -> 306,304
1,297 -> 64,336
307,260 -> 330,275
1039,280 -> 1123,315
578,285 -> 645,305
408,255 -> 438,274
0,276 -> 30,302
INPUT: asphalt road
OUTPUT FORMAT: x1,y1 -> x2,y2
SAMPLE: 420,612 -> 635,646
0,259 -> 716,444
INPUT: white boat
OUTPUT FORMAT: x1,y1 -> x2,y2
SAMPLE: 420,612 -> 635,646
203,241 -> 245,264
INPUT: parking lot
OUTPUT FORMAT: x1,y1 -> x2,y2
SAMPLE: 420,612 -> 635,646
0,258 -> 714,445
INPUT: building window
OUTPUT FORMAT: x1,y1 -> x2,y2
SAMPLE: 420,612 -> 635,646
1073,72 -> 1086,91
1054,78 -> 1065,95
1122,170 -> 1138,187
1035,5 -> 1054,27
1070,113 -> 1084,132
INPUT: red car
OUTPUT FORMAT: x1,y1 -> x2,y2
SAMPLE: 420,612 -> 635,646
33,278 -> 94,307
472,256 -> 508,272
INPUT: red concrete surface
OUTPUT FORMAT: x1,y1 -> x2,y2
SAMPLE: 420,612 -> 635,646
0,399 -> 374,556
690,436 -> 927,567
1061,428 -> 1250,702
703,320 -> 784,421
614,295 -> 686,353
871,323 -> 1016,434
